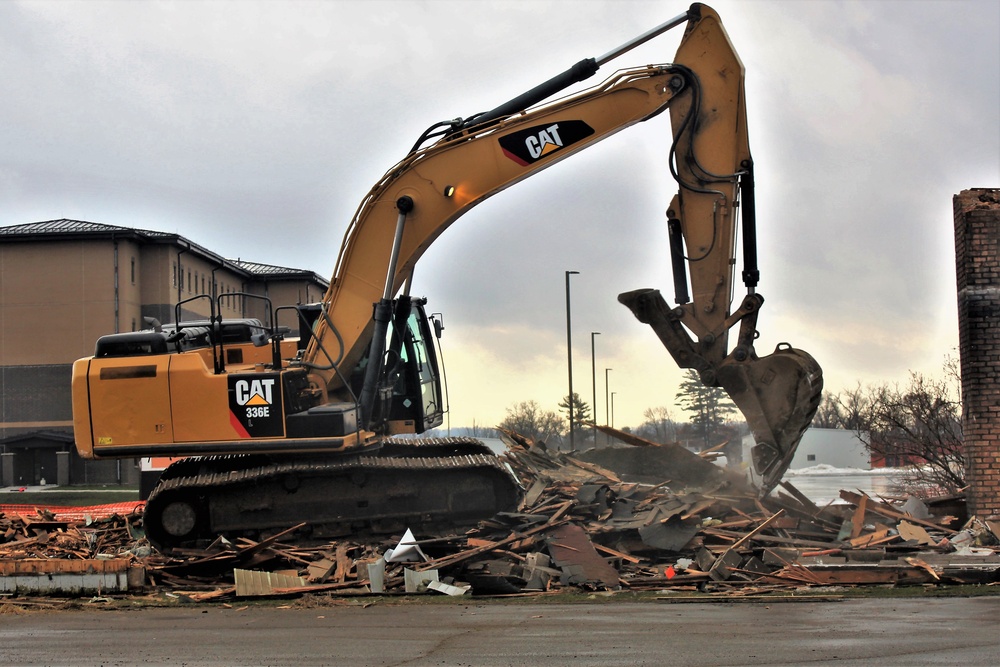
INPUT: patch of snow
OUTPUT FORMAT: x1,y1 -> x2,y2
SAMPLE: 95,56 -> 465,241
785,464 -> 910,477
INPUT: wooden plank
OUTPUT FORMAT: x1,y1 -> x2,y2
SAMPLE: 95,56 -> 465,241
730,510 -> 786,551
306,556 -> 337,583
521,479 -> 547,508
466,538 -> 495,549
897,520 -> 936,546
769,569 -> 899,585
680,498 -> 716,521
235,522 -> 308,557
845,528 -> 893,548
905,557 -> 941,580
850,494 -> 868,539
777,480 -> 822,515
840,491 -> 957,534
702,527 -> 835,549
561,457 -> 622,483
334,544 -> 351,583
592,543 -> 642,564
415,519 -> 569,571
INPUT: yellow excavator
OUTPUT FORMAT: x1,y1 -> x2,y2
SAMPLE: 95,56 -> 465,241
71,4 -> 822,549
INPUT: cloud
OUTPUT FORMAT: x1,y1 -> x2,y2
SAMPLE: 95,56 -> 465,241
1,0 -> 997,430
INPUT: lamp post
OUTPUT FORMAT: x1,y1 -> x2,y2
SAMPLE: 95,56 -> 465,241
591,332 -> 600,447
611,391 -> 617,429
605,367 -> 613,446
565,270 -> 579,451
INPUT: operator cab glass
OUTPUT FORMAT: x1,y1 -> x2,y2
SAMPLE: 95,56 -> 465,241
354,297 -> 445,433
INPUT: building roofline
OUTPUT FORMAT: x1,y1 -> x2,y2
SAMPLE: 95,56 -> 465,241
0,219 -> 328,287
0,429 -> 76,446
229,259 -> 329,286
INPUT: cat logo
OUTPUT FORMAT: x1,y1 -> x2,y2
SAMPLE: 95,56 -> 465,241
234,378 -> 275,406
525,124 -> 564,159
229,374 -> 283,437
499,120 -> 595,166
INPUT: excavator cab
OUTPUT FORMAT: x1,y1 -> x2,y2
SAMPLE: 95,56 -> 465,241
352,296 -> 446,435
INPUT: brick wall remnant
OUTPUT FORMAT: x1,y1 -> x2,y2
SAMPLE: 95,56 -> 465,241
954,188 -> 1000,518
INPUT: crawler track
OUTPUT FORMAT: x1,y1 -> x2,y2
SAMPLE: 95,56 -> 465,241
144,438 -> 521,551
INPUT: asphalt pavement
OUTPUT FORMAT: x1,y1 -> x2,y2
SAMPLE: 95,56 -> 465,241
1,597 -> 998,666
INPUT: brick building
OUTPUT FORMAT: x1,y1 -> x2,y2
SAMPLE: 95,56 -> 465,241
954,189 -> 1000,518
0,219 -> 328,487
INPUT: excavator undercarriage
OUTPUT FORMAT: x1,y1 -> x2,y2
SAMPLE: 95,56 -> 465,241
144,438 -> 521,550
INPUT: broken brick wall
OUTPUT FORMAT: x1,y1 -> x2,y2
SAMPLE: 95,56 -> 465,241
954,188 -> 1000,518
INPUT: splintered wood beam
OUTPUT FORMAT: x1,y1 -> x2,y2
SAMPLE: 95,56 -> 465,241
840,491 -> 957,535
850,494 -> 868,539
729,509 -> 786,551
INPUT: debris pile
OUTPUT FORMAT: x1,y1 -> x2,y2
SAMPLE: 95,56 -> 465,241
2,434 -> 1000,600
0,506 -> 143,560
0,506 -> 146,596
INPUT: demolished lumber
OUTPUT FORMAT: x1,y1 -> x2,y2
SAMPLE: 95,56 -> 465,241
2,434 -> 998,601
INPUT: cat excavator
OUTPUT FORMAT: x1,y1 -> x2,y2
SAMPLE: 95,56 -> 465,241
71,4 -> 822,550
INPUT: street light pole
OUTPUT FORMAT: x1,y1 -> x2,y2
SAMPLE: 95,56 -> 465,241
604,367 -> 613,446
591,331 -> 600,448
565,270 -> 579,451
611,391 -> 617,429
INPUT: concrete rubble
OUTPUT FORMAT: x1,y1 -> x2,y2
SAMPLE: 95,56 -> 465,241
2,431 -> 999,604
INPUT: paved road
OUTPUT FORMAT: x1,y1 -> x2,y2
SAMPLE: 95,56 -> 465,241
2,598 -> 998,666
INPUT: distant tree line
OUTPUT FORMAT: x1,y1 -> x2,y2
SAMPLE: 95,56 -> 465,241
814,358 -> 965,496
434,357 -> 966,498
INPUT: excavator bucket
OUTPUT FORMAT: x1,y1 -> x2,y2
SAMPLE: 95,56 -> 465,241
619,289 -> 823,495
716,345 -> 823,493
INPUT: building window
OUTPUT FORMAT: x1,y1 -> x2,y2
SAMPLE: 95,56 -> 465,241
806,454 -> 816,462
130,257 -> 136,284
188,270 -> 192,293
173,263 -> 177,287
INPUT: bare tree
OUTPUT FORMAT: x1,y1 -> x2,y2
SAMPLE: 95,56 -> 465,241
638,406 -> 678,443
816,385 -> 870,431
831,369 -> 964,496
813,392 -> 845,428
497,400 -> 564,448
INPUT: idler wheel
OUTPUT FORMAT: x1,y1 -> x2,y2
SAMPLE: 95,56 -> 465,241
159,500 -> 200,538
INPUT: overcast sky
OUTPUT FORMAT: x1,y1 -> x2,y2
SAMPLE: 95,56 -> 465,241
2,0 -> 998,431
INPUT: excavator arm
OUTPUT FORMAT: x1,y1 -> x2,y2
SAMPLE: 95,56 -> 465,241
616,7 -> 824,491
304,3 -> 821,491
